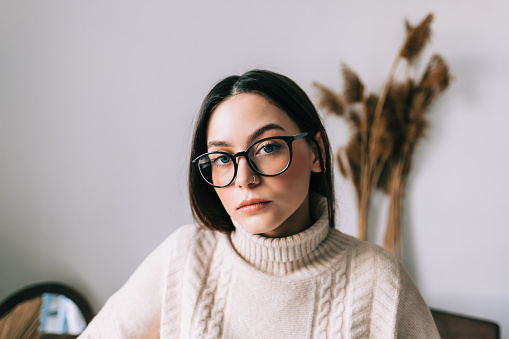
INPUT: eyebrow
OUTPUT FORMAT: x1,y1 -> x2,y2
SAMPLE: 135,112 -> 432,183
207,123 -> 287,148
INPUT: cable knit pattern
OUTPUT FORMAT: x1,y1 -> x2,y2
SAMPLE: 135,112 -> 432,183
193,246 -> 232,339
79,194 -> 440,339
314,272 -> 332,338
330,256 -> 348,337
205,256 -> 232,339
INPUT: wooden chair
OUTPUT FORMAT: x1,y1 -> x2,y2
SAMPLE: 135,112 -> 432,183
431,308 -> 500,339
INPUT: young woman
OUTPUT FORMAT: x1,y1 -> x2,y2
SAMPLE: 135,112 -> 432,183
79,70 -> 439,338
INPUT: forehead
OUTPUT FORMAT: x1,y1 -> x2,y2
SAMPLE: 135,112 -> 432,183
206,93 -> 300,144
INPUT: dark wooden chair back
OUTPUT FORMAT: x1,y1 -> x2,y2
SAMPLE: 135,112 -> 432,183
431,308 -> 500,339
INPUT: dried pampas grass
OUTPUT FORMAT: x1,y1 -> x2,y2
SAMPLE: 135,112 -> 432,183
312,82 -> 344,117
401,14 -> 434,60
341,64 -> 365,104
314,13 -> 451,259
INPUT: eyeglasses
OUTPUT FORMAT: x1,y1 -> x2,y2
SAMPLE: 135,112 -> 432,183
192,132 -> 308,188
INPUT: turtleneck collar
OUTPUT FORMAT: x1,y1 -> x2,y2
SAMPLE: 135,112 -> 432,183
229,194 -> 330,274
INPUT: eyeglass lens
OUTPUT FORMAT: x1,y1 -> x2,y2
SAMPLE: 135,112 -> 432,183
197,137 -> 291,187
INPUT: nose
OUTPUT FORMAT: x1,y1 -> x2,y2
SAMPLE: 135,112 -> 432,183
235,156 -> 257,188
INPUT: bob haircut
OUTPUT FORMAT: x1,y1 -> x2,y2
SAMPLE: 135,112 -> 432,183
189,69 -> 335,232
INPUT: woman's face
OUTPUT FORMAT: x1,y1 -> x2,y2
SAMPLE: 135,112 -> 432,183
206,93 -> 322,237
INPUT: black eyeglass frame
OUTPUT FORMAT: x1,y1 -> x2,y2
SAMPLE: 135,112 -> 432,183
192,132 -> 309,188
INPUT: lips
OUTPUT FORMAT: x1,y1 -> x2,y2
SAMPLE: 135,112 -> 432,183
236,199 -> 271,213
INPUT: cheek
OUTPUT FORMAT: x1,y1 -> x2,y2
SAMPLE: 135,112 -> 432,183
276,147 -> 313,186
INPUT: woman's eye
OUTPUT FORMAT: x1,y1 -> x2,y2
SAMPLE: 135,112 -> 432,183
213,155 -> 231,165
261,144 -> 276,154
257,142 -> 282,155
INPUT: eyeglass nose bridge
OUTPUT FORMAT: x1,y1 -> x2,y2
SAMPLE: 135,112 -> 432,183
229,150 -> 260,177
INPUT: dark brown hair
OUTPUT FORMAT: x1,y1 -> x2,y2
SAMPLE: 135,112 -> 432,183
188,69 -> 335,232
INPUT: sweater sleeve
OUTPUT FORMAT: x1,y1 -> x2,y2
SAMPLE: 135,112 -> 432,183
78,226 -> 193,339
396,263 -> 441,338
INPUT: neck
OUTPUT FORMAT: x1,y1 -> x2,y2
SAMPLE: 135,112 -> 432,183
261,195 -> 313,238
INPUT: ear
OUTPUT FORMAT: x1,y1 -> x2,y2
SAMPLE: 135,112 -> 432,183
311,130 -> 326,173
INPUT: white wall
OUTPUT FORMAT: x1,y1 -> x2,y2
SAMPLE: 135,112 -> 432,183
1,0 -> 508,336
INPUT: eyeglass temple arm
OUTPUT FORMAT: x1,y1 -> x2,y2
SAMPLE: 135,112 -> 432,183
292,132 -> 308,140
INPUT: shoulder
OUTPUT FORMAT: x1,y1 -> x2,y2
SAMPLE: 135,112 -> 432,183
331,229 -> 400,270
329,229 -> 402,285
158,224 -> 221,258
328,230 -> 439,337
336,232 -> 403,335
161,223 -> 218,243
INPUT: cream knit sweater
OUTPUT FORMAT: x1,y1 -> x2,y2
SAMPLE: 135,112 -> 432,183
79,195 -> 440,338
